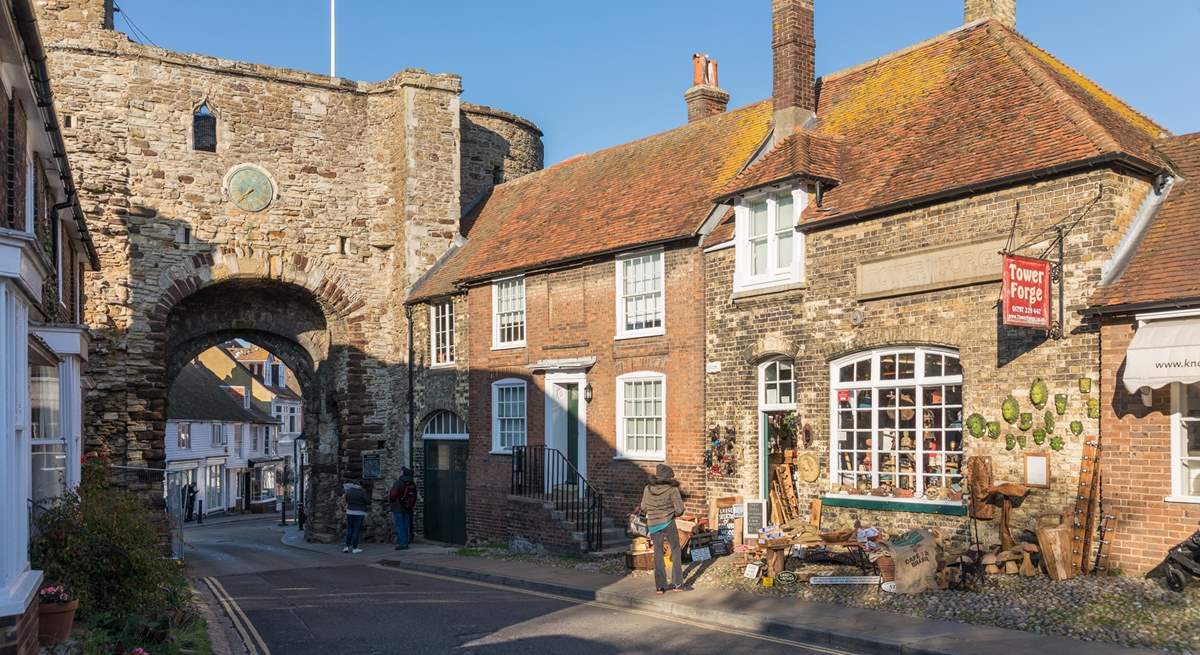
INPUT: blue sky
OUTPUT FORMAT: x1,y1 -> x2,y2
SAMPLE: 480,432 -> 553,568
111,1 -> 1199,165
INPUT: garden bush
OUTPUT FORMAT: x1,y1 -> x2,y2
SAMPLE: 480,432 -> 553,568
30,456 -> 205,653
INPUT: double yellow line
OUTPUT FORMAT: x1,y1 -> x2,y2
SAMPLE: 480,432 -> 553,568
202,576 -> 272,655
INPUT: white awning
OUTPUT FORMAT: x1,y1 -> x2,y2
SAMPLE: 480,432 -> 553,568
1123,318 -> 1200,393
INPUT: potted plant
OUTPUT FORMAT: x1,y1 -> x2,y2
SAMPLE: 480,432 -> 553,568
1054,393 -> 1068,415
1078,378 -> 1092,394
37,583 -> 78,646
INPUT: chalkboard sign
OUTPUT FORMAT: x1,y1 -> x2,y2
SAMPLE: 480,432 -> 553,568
743,500 -> 767,538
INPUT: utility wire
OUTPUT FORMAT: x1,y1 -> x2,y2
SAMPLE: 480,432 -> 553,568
113,2 -> 160,49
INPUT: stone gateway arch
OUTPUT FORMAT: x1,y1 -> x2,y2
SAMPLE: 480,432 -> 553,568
36,0 -> 542,540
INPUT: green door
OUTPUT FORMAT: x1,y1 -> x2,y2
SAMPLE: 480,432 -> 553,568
566,384 -> 580,470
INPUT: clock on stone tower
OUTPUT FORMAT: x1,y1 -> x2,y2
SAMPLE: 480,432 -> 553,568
222,164 -> 276,212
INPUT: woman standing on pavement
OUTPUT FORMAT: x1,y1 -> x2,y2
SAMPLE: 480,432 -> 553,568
641,464 -> 687,594
342,482 -> 369,554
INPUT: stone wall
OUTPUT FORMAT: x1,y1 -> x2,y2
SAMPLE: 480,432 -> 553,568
34,0 -> 541,541
704,168 -> 1152,546
465,242 -> 707,546
1099,315 -> 1200,574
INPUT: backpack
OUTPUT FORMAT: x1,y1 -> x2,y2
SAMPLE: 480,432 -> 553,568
400,481 -> 418,512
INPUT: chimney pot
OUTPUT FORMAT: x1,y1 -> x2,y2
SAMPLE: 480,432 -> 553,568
964,0 -> 1016,28
772,0 -> 816,136
684,54 -> 729,123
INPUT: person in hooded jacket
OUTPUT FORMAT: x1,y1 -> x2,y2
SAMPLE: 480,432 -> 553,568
342,482 -> 369,553
642,464 -> 686,594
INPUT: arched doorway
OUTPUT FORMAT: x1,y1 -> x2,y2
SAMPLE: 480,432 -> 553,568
157,276 -> 352,542
421,410 -> 467,544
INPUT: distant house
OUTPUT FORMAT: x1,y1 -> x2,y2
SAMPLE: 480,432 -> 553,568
226,344 -> 304,467
166,363 -> 282,515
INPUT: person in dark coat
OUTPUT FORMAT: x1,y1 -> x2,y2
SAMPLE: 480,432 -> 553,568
183,481 -> 198,522
342,482 -> 369,553
388,468 -> 417,550
641,464 -> 686,594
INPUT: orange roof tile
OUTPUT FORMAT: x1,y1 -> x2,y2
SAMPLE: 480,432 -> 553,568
709,20 -> 1168,243
715,129 -> 844,199
1090,133 -> 1200,310
409,101 -> 772,298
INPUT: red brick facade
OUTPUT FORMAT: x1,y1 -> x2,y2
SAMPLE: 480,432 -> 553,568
1099,316 -> 1200,574
464,242 -> 707,544
0,594 -> 38,655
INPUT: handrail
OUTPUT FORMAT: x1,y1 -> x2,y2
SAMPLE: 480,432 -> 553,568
511,445 -> 604,551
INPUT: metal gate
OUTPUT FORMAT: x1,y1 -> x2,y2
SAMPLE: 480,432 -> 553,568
423,440 -> 467,544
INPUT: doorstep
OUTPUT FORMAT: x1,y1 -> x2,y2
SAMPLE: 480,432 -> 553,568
378,554 -> 1161,655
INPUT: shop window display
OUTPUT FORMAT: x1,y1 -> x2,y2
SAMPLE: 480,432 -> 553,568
831,348 -> 964,498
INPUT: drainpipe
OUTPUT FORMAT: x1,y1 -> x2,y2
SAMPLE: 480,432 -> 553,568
405,305 -> 415,471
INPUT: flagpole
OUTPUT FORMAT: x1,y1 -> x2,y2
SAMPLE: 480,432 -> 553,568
330,0 -> 336,78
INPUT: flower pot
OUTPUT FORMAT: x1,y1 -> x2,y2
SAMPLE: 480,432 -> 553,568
38,600 -> 78,646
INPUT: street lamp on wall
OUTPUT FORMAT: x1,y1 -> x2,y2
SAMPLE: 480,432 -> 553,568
584,383 -> 593,404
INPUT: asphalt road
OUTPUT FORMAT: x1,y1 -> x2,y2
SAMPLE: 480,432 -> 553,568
186,518 -> 852,655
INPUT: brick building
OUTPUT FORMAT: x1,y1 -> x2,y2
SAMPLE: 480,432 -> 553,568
1088,133 -> 1200,573
408,94 -> 770,548
33,0 -> 542,542
701,0 -> 1175,550
0,0 -> 98,650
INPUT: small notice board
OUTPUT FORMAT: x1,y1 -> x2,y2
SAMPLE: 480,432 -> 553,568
743,499 -> 767,538
709,495 -> 743,546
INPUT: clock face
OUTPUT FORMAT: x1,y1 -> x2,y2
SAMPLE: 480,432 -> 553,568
226,166 -> 274,212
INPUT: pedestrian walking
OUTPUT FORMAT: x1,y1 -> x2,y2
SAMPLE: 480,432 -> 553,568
342,482 -> 369,554
388,467 -> 418,550
183,481 -> 198,523
641,464 -> 686,594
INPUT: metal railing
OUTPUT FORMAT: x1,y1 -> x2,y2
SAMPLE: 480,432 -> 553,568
511,445 -> 604,551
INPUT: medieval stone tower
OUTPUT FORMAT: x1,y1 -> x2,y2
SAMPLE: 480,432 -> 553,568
34,0 -> 542,540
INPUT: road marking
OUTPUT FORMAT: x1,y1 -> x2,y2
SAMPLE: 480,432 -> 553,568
203,576 -> 273,655
372,565 -> 855,654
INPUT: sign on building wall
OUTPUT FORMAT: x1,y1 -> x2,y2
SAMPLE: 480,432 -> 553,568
1002,254 -> 1051,330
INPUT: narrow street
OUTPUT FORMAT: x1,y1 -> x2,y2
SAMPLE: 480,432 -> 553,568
184,518 -> 854,655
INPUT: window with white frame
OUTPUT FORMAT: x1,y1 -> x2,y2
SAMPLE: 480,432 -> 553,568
616,250 -> 665,338
251,425 -> 260,452
423,410 -> 468,440
211,422 -> 222,446
178,422 -> 192,449
31,363 -> 66,503
492,278 -> 525,348
734,188 -> 805,292
269,362 -> 283,387
830,348 -> 964,498
431,300 -> 455,365
617,372 -> 666,460
206,464 -> 223,511
760,358 -> 795,411
1172,382 -> 1200,500
491,379 -> 527,452
24,156 -> 34,231
288,405 -> 298,433
233,424 -> 243,455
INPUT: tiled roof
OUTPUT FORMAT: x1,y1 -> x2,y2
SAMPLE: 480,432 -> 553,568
409,100 -> 773,299
715,129 -> 844,199
1090,133 -> 1200,310
168,363 -> 278,424
709,20 -> 1168,243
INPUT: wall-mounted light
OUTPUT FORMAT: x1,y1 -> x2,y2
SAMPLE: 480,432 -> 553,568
584,383 -> 593,404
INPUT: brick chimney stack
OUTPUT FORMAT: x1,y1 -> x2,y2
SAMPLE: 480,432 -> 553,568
964,0 -> 1016,28
772,0 -> 816,136
684,54 -> 730,123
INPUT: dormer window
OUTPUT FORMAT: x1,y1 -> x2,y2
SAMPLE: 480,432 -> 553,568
734,187 -> 806,293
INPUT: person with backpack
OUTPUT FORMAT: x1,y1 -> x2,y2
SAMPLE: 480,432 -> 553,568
389,468 -> 418,550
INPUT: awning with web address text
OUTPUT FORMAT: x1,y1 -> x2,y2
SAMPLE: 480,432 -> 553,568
1123,318 -> 1200,393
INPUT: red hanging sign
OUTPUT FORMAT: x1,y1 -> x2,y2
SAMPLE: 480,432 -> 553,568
1002,254 -> 1051,330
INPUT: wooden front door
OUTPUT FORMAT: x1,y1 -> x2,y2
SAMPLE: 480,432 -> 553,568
423,440 -> 467,544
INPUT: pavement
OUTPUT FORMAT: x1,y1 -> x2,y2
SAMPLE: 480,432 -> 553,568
185,518 -> 850,654
377,552 -> 1167,655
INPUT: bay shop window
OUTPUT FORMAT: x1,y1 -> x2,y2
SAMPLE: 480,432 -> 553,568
830,347 -> 964,499
30,362 -> 65,503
